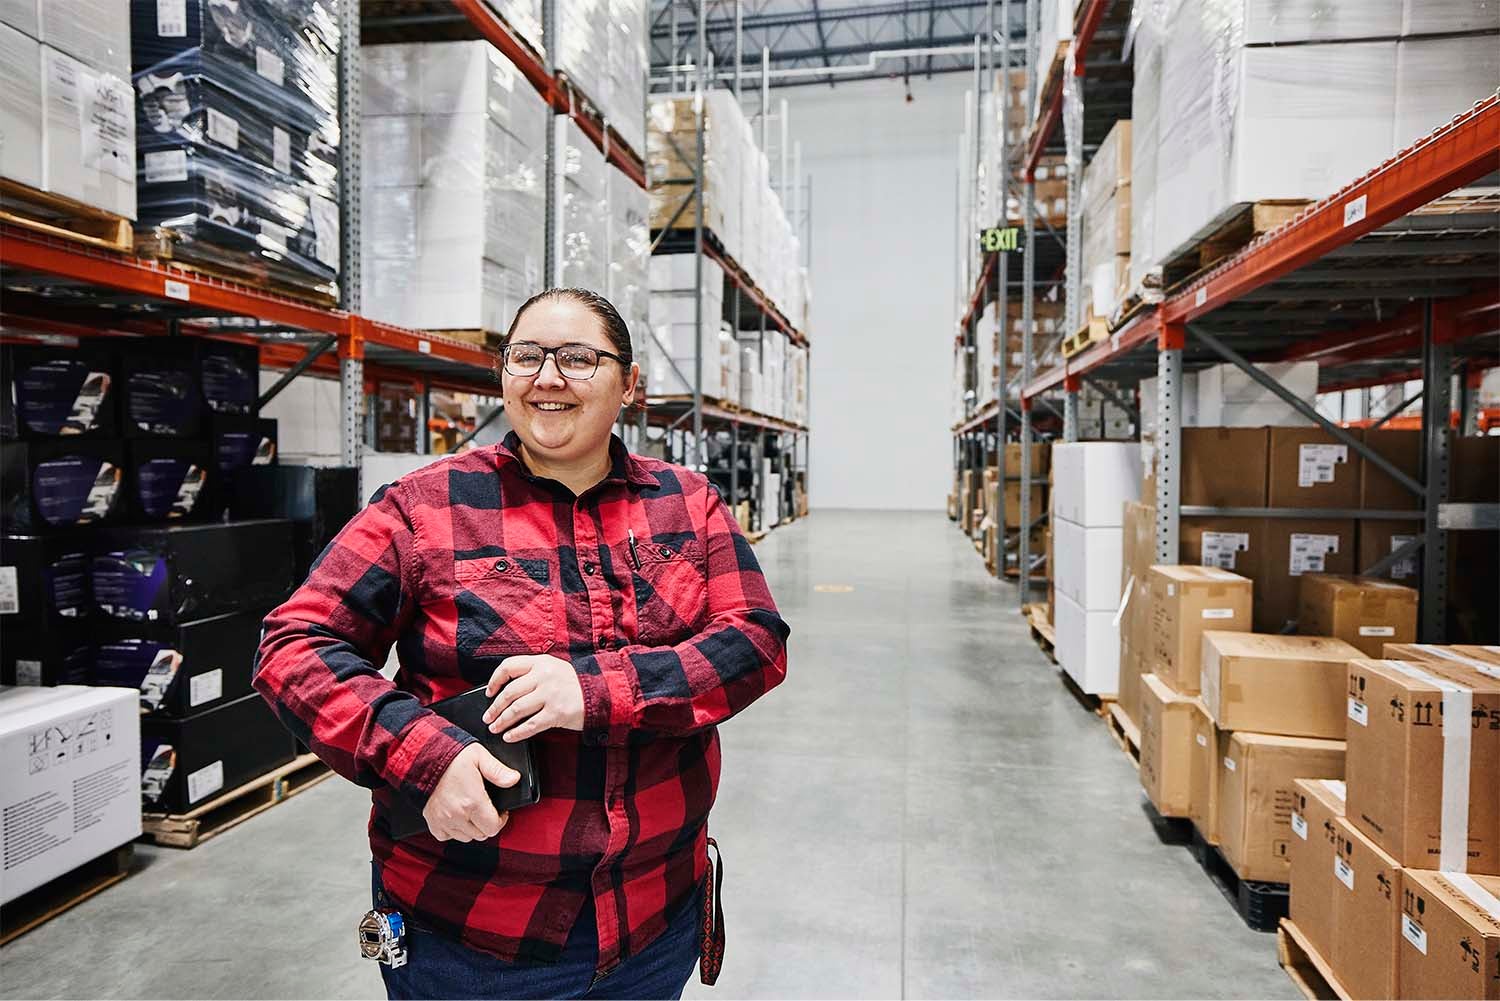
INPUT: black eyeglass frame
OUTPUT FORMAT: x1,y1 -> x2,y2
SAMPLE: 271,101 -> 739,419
500,341 -> 631,380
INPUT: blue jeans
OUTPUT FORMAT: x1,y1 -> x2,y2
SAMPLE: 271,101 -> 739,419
372,864 -> 702,1000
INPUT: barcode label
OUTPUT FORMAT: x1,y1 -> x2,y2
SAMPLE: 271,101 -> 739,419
1291,812 -> 1308,840
187,760 -> 224,804
143,149 -> 188,184
1349,698 -> 1369,726
1334,856 -> 1355,891
1402,914 -> 1427,954
0,566 -> 17,614
189,669 -> 223,707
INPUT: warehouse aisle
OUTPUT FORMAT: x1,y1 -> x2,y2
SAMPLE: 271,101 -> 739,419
0,510 -> 1295,1000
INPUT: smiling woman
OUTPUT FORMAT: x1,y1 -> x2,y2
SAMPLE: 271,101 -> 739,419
253,287 -> 790,1001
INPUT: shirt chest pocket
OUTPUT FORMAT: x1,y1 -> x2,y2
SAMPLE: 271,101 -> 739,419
631,539 -> 708,646
452,557 -> 557,657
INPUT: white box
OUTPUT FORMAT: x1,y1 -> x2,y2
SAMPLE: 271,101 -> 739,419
0,685 -> 140,904
40,45 -> 135,219
1196,360 -> 1318,425
1402,0 -> 1500,36
0,0 -> 37,38
1052,442 -> 1142,527
1393,34 -> 1500,148
1054,517 -> 1127,612
1238,0 -> 1401,44
39,0 -> 127,77
0,22 -> 42,190
1054,592 -> 1121,696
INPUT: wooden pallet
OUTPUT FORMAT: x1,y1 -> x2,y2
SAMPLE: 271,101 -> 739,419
428,329 -> 504,351
1162,199 -> 1313,291
0,844 -> 134,946
1105,701 -> 1141,771
1061,313 -> 1109,358
0,179 -> 133,253
1023,602 -> 1056,663
141,753 -> 332,849
1277,919 -> 1350,1000
135,228 -> 339,308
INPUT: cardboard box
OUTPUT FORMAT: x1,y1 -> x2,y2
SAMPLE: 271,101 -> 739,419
1118,640 -> 1145,729
1287,778 -> 1346,971
1147,565 -> 1253,695
1003,443 -> 1049,478
1268,429 -> 1363,510
0,439 -> 125,533
1054,591 -> 1120,696
1004,482 -> 1045,530
1359,429 -> 1423,512
1399,869 -> 1500,1000
1201,632 -> 1364,738
1298,574 -> 1418,659
1384,644 -> 1500,672
1345,658 -> 1500,874
1121,500 -> 1156,590
1332,816 -> 1403,1001
0,685 -> 141,904
1219,731 -> 1346,884
140,693 -> 298,815
40,45 -> 136,220
1188,700 -> 1224,844
92,610 -> 266,717
1182,428 -> 1269,507
1356,519 -> 1421,585
1139,673 -> 1197,818
1051,442 -> 1141,527
1256,518 -> 1358,634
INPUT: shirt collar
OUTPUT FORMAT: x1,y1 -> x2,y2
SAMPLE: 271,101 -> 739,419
501,431 -> 656,490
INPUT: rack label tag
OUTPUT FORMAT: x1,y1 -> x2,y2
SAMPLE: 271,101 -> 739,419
1344,195 -> 1368,227
164,279 -> 190,301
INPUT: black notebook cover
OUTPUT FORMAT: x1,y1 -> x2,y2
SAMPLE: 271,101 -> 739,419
386,685 -> 542,840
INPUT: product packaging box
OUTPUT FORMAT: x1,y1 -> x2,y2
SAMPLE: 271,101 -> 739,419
0,684 -> 141,904
1356,519 -> 1421,586
1196,364 -> 1319,427
125,439 -> 211,523
1053,516 -> 1125,611
120,338 -> 261,437
1359,428 -> 1423,511
1,534 -> 95,686
93,609 -> 265,717
0,343 -> 118,439
1219,731 -> 1346,884
40,45 -> 136,220
1003,443 -> 1049,478
1399,869 -> 1500,1000
1268,428 -> 1363,510
1189,699 -> 1224,844
1332,816 -> 1403,1001
201,414 -> 278,517
1384,643 -> 1500,672
1054,591 -> 1120,696
1255,518 -> 1358,634
0,439 -> 125,532
1200,632 -> 1363,738
1287,777 -> 1346,969
1051,442 -> 1141,527
229,465 -> 358,580
1345,658 -> 1500,874
1180,516 -> 1264,575
1394,32 -> 1500,149
0,22 -> 42,190
140,692 -> 297,815
1147,565 -> 1253,695
1180,427 -> 1269,507
1003,482 -> 1045,530
91,519 -> 294,625
1138,673 -> 1197,818
1298,574 -> 1418,658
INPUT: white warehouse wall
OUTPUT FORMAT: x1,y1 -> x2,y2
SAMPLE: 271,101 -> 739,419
783,74 -> 970,510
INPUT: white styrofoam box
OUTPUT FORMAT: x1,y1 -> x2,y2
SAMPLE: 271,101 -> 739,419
40,46 -> 135,219
0,685 -> 140,904
0,22 -> 42,190
0,0 -> 37,37
1196,360 -> 1318,425
1402,0 -> 1500,36
39,0 -> 127,76
648,293 -> 724,328
1394,34 -> 1500,148
1054,592 -> 1121,696
1238,0 -> 1401,44
363,45 -> 420,116
1128,11 -> 1165,292
1054,517 -> 1127,611
1052,442 -> 1142,527
363,115 -> 421,188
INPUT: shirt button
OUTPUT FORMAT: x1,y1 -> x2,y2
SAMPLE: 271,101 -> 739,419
658,546 -> 672,558
597,634 -> 610,648
583,561 -> 597,576
494,559 -> 508,572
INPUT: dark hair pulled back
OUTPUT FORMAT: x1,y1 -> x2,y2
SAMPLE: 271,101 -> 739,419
502,287 -> 634,366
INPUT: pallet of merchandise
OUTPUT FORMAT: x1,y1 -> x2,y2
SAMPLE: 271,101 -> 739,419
0,178 -> 133,253
135,228 -> 339,309
427,329 -> 505,352
141,753 -> 331,849
1061,311 -> 1109,358
0,844 -> 134,946
1277,919 -> 1351,1001
1160,199 -> 1311,292
1104,701 -> 1140,771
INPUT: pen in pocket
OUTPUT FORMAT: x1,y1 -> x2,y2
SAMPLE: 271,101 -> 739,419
628,528 -> 641,569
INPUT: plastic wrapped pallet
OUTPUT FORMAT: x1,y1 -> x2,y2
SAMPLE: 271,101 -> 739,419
603,0 -> 646,157
556,0 -> 607,124
132,0 -> 339,295
1393,33 -> 1500,147
606,166 -> 650,360
1127,2 -> 1165,297
360,41 -> 547,331
490,0 -> 543,58
1081,120 -> 1131,319
561,118 -> 609,292
1401,0 -> 1500,36
1033,0 -> 1073,122
0,22 -> 43,191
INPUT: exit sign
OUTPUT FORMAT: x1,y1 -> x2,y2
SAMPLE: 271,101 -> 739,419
978,226 -> 1021,253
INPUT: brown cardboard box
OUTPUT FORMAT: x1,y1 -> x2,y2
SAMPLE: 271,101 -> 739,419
1003,443 -> 1050,478
1118,640 -> 1145,728
1255,518 -> 1358,634
1200,632 -> 1363,738
1385,643 -> 1500,670
1332,817 -> 1403,1001
1355,519 -> 1421,585
1138,673 -> 1197,818
1183,428 -> 1270,507
1359,429 -> 1423,511
1219,731 -> 1346,883
1450,434 -> 1500,503
1299,574 -> 1418,659
1346,658 -> 1500,874
1119,575 -> 1153,723
1398,869 -> 1500,1000
1004,482 -> 1045,529
1287,778 -> 1346,972
1122,501 -> 1156,591
1147,566 -> 1253,696
1180,517 -> 1264,577
1268,428 -> 1363,510
1188,701 -> 1225,844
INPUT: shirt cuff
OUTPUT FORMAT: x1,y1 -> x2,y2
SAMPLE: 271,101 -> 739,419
389,711 -> 476,805
574,652 -> 640,747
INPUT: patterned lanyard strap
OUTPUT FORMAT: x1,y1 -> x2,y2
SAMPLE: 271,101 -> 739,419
699,837 -> 726,985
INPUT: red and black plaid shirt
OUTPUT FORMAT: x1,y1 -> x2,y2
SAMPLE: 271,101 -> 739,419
253,432 -> 788,973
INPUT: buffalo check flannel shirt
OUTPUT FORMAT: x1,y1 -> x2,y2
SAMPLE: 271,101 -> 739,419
253,432 -> 789,974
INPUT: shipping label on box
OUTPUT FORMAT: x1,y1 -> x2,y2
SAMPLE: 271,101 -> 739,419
1287,777 -> 1346,969
1201,530 -> 1250,571
1332,816 -> 1403,1001
1398,869 -> 1500,1001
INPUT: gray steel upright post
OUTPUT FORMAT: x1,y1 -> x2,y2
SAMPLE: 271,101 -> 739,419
337,0 -> 363,477
993,0 -> 1008,562
691,0 -> 706,469
1017,0 -> 1037,607
1154,342 -> 1183,564
1419,301 -> 1452,641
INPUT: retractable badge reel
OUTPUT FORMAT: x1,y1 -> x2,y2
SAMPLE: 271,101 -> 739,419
358,908 -> 408,968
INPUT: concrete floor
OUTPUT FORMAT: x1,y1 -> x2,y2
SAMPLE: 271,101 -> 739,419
1,510 -> 1297,1000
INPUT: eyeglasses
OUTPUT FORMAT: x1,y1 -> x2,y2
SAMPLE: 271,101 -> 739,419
501,342 -> 627,380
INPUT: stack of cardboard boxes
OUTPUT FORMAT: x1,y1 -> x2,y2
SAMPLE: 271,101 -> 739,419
1287,645 -> 1499,999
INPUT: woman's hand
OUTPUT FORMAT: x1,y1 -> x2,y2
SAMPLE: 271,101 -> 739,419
482,655 -> 586,741
423,743 -> 515,842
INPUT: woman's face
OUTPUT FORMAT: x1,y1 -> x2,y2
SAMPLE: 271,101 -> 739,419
502,299 -> 639,466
